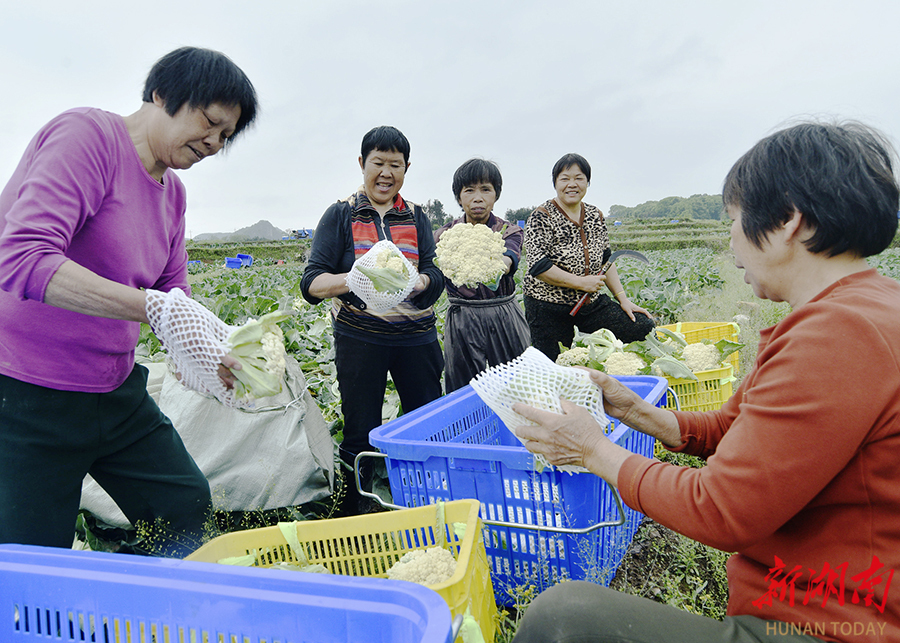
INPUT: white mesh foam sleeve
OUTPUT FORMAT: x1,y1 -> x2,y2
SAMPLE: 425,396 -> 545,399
145,288 -> 239,407
470,346 -> 612,472
345,239 -> 419,312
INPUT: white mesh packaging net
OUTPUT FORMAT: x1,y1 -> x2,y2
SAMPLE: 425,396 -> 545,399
345,239 -> 419,312
469,346 -> 612,472
145,288 -> 240,407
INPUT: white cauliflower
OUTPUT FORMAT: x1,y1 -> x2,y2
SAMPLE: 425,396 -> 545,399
556,347 -> 590,367
435,223 -> 507,288
602,351 -> 646,376
376,247 -> 406,273
681,343 -> 722,372
386,546 -> 457,586
226,310 -> 292,402
357,247 -> 410,293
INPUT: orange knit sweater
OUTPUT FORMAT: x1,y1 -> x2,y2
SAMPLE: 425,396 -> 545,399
619,269 -> 900,643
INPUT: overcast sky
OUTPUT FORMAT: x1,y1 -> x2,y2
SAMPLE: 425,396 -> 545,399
2,1 -> 898,236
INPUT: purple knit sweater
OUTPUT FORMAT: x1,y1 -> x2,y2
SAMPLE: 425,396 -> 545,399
0,107 -> 190,392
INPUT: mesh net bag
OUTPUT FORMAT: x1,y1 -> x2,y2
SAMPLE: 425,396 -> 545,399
145,288 -> 240,407
345,239 -> 419,312
469,346 -> 612,472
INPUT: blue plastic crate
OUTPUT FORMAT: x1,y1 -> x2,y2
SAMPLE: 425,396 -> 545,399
0,544 -> 453,643
368,376 -> 667,604
224,257 -> 242,269
236,253 -> 253,267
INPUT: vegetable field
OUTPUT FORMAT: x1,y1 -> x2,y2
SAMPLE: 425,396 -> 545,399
152,244 -> 736,427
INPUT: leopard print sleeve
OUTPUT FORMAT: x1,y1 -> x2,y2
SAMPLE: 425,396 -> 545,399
524,202 -> 556,274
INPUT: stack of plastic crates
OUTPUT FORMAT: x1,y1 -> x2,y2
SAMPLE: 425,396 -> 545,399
187,498 -> 496,643
658,322 -> 740,412
366,375 -> 667,605
0,543 -> 453,643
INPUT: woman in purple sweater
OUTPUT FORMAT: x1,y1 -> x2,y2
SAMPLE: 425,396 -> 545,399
0,47 -> 258,556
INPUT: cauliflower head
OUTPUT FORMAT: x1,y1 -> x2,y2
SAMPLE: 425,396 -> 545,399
386,546 -> 457,586
602,351 -> 646,376
556,346 -> 590,367
435,223 -> 507,288
376,247 -> 407,273
681,343 -> 722,372
227,310 -> 292,402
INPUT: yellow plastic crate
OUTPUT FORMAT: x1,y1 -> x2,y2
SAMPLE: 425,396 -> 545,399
659,321 -> 741,373
187,499 -> 496,643
664,364 -> 734,412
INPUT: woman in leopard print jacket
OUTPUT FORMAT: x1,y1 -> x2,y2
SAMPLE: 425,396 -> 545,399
524,153 -> 655,361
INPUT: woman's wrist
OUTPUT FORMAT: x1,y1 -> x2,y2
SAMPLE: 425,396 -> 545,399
612,289 -> 626,300
585,437 -> 631,486
308,273 -> 350,299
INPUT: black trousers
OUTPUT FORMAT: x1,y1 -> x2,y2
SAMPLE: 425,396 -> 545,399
0,365 -> 211,557
333,333 -> 444,462
525,294 -> 656,362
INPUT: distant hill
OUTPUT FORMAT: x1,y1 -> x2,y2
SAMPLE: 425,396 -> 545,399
193,220 -> 288,242
609,194 -> 724,220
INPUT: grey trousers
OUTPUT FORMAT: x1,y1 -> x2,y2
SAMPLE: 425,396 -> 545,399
511,582 -> 825,642
443,294 -> 530,393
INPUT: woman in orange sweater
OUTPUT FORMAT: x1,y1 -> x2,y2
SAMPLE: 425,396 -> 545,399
511,121 -> 900,643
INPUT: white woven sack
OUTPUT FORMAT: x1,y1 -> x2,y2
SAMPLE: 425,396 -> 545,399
345,239 -> 419,312
80,355 -> 334,530
143,361 -> 168,404
470,347 -> 612,473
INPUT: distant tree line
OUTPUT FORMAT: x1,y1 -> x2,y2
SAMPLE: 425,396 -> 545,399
423,199 -> 450,229
422,194 -> 724,229
608,194 -> 724,220
422,199 -> 538,230
502,207 -> 535,225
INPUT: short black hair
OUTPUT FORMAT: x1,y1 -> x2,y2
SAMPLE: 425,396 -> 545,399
552,153 -> 591,185
142,47 -> 258,145
452,158 -> 503,204
361,126 -> 410,166
723,120 -> 899,258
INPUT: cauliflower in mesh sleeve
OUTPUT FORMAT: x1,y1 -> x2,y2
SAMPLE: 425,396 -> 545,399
435,223 -> 507,288
356,246 -> 410,293
386,546 -> 457,586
